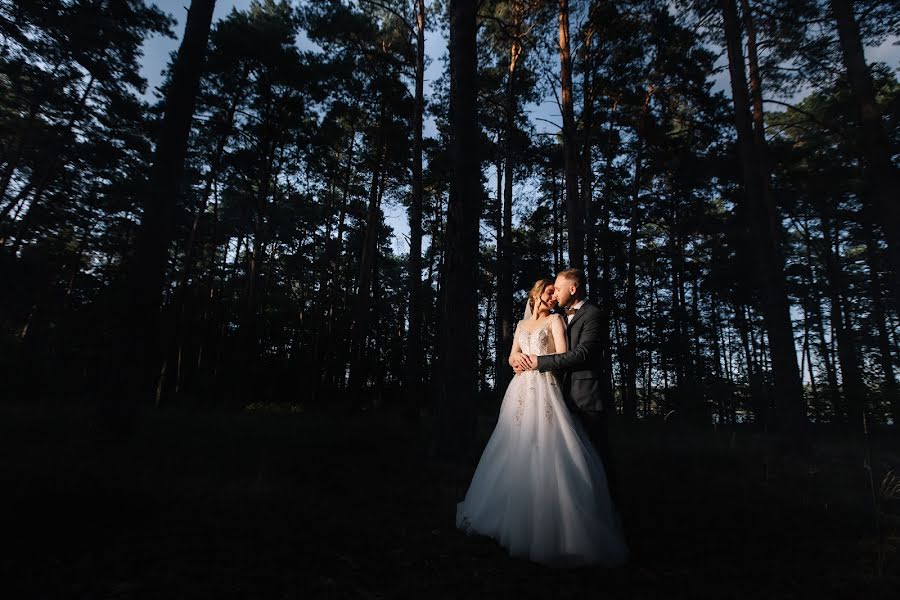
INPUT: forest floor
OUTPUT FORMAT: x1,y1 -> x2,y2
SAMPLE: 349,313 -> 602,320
2,402 -> 899,599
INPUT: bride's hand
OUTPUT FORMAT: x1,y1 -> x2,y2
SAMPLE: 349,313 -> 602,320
509,352 -> 528,370
514,353 -> 533,371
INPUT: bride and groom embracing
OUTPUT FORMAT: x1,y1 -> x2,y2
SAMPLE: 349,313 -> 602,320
456,268 -> 628,568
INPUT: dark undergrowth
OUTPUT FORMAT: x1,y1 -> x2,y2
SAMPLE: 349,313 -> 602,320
1,402 -> 898,599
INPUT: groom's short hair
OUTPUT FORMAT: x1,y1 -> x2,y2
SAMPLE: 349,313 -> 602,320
558,268 -> 586,298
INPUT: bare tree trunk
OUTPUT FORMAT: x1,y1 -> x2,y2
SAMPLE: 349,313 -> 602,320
801,221 -> 841,418
720,0 -> 806,438
433,0 -> 479,462
170,80 -> 248,399
830,0 -> 900,297
493,158 -> 504,388
819,204 -> 866,430
863,220 -> 900,425
481,290 -> 493,392
123,0 -> 217,380
598,97 -> 618,403
734,299 -> 765,423
645,265 -> 657,417
496,13 -> 522,401
623,86 -> 652,422
740,0 -> 766,147
816,300 -> 841,419
800,303 -> 821,422
349,123 -> 387,398
316,125 -> 356,386
581,25 -> 596,295
558,0 -> 582,267
552,163 -> 560,273
405,0 -> 426,411
91,0 -> 217,434
671,230 -> 691,397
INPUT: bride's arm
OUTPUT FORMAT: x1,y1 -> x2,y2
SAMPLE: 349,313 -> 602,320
508,322 -> 528,372
550,314 -> 568,353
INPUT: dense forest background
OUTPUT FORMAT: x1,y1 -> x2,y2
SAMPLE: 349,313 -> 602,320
1,0 -> 899,451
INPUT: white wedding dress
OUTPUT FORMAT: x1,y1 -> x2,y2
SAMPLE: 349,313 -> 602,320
456,318 -> 628,568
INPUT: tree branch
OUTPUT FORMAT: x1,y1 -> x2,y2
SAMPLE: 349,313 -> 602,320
762,99 -> 850,141
359,0 -> 416,36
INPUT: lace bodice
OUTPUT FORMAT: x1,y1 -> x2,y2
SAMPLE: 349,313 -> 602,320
515,319 -> 555,355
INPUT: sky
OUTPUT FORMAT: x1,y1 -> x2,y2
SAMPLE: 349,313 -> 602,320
138,0 -> 900,252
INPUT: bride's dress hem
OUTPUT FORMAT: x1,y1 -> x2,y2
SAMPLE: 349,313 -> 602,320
456,510 -> 628,569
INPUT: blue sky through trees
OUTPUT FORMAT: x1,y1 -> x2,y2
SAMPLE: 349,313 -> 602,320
138,0 -> 900,254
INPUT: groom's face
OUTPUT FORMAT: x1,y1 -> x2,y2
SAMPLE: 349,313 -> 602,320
553,276 -> 577,307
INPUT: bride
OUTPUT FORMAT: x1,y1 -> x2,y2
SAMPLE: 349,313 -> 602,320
456,278 -> 627,568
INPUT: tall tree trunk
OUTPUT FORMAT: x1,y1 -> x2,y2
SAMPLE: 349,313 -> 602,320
815,294 -> 841,418
734,299 -> 766,424
433,0 -> 479,462
552,163 -> 561,272
349,124 -> 387,399
801,308 -> 821,422
493,158 -> 503,389
316,126 -> 356,391
598,97 -> 618,404
558,0 -> 582,267
740,0 -> 766,147
818,205 -> 866,430
239,130 -> 281,387
720,0 -> 806,438
496,14 -> 522,402
122,0 -> 216,383
481,290 -> 494,392
645,265 -> 657,416
623,86 -> 652,422
581,25 -> 596,295
830,0 -> 900,297
406,0 -> 426,412
169,81 -> 247,399
802,220 -> 841,417
862,219 -> 900,425
671,231 -> 690,393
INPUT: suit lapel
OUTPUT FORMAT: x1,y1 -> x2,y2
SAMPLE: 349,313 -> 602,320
566,301 -> 590,330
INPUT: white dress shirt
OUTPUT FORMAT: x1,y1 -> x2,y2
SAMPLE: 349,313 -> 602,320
566,298 -> 586,324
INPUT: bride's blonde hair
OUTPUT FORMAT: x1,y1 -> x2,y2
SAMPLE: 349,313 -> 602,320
528,278 -> 555,316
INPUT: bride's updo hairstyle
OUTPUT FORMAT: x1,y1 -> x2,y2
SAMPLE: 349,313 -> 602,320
528,278 -> 555,316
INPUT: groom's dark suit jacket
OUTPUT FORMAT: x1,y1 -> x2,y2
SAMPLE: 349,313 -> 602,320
536,301 -> 605,412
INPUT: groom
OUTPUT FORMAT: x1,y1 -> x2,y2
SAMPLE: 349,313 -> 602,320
510,268 -> 618,502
